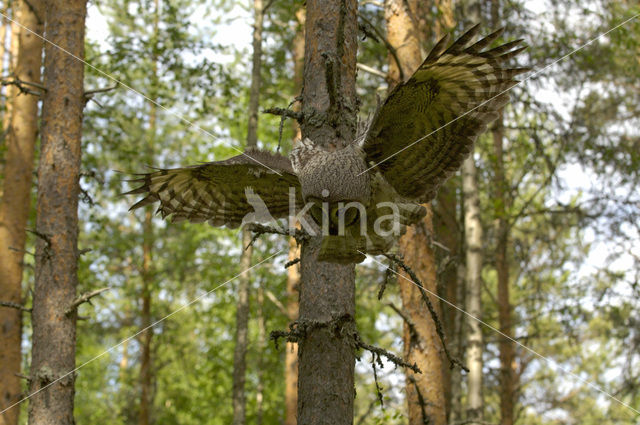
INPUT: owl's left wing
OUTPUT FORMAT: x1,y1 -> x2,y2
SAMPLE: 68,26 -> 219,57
125,149 -> 302,228
362,25 -> 528,202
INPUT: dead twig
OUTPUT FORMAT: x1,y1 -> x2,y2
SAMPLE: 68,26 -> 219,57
1,76 -> 46,96
0,301 -> 31,313
371,353 -> 385,408
355,332 -> 421,374
383,253 -> 468,372
65,287 -> 111,316
262,107 -> 303,122
84,83 -> 118,97
284,257 -> 300,269
245,223 -> 310,249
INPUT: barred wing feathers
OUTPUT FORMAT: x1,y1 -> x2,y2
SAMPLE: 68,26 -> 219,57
126,149 -> 302,228
363,25 -> 528,202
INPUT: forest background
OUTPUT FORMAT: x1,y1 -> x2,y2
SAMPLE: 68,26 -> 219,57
0,0 -> 638,424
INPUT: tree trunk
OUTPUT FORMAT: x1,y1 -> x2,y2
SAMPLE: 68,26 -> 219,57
297,0 -> 358,423
490,2 -> 517,423
138,2 -> 160,423
434,182 -> 462,422
255,281 -> 265,425
0,1 -> 8,117
284,9 -> 304,425
386,1 -> 447,423
0,1 -> 43,423
462,155 -> 484,423
2,2 -> 20,131
285,238 -> 300,425
232,0 -> 263,422
138,211 -> 154,425
493,115 -> 516,425
27,1 -> 87,424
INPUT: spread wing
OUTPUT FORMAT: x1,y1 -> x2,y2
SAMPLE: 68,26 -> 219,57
125,149 -> 302,228
363,25 -> 528,202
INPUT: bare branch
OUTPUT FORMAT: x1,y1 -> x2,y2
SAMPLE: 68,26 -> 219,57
356,62 -> 387,79
0,301 -> 31,313
65,287 -> 111,316
264,289 -> 288,317
262,107 -> 303,122
84,83 -> 118,97
1,76 -> 46,96
384,253 -> 468,372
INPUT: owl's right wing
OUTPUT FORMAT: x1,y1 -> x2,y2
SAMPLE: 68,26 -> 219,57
125,149 -> 302,228
362,25 -> 528,202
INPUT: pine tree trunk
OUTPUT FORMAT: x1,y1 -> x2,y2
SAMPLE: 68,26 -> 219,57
284,9 -> 304,425
232,0 -> 263,422
0,1 -> 43,423
297,0 -> 358,423
285,237 -> 300,425
493,115 -> 516,425
462,155 -> 484,423
434,183 -> 461,422
386,1 -> 447,423
138,1 -> 160,422
255,281 -> 265,425
2,2 -> 20,131
138,211 -> 154,425
490,2 -> 517,422
27,1 -> 87,424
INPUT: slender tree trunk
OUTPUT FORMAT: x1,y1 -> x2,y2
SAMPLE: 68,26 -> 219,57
493,115 -> 516,425
434,182 -> 461,421
462,155 -> 484,423
232,0 -> 263,423
490,3 -> 517,423
27,1 -> 87,424
285,237 -> 300,425
0,1 -> 43,423
138,211 -> 154,425
0,1 -> 8,114
284,9 -> 304,425
139,3 -> 159,423
386,1 -> 448,423
255,281 -> 265,425
297,0 -> 358,423
2,2 -> 20,131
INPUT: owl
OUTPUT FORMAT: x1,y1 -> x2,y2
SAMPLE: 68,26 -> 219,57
126,25 -> 527,263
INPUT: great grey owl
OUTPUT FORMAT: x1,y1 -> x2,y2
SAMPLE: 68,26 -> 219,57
127,25 -> 528,263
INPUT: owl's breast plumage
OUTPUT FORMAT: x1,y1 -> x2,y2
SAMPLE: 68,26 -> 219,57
295,143 -> 371,204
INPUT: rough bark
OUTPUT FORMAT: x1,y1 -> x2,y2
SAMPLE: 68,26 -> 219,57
284,10 -> 303,425
0,1 -> 43,423
297,0 -> 358,423
398,215 -> 447,425
285,238 -> 300,425
386,1 -> 447,423
493,115 -> 516,425
232,0 -> 263,422
27,1 -> 87,424
462,155 -> 484,423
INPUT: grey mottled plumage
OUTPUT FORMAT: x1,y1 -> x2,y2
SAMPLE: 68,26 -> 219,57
126,25 -> 528,263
